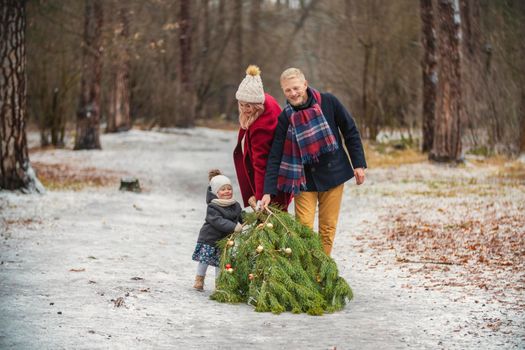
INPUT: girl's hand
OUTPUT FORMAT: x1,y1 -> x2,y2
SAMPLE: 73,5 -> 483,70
248,196 -> 257,209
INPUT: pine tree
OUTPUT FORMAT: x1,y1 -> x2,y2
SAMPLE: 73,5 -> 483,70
210,207 -> 353,316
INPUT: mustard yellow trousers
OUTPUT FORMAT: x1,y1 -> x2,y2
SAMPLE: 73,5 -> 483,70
294,184 -> 344,256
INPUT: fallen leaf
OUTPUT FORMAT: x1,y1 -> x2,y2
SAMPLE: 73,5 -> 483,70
113,297 -> 125,307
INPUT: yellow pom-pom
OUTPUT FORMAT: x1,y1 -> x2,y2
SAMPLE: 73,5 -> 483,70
246,65 -> 261,77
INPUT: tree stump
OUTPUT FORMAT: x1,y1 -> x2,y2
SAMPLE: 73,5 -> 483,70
119,177 -> 141,193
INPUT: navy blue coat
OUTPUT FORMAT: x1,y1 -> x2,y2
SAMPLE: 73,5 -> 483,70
197,188 -> 243,246
264,91 -> 367,194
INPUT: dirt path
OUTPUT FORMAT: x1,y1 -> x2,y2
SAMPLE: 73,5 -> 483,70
1,129 -> 523,349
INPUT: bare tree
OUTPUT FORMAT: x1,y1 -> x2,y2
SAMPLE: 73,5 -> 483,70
223,0 -> 244,119
0,0 -> 43,192
194,0 -> 238,119
276,0 -> 320,68
176,0 -> 194,127
249,0 -> 262,63
234,0 -> 243,72
109,5 -> 130,124
358,36 -> 382,140
74,0 -> 103,150
420,0 -> 437,152
460,0 -> 481,57
520,89 -> 525,156
430,0 -> 463,162
21,0 -> 524,154
193,0 -> 210,119
107,4 -> 131,133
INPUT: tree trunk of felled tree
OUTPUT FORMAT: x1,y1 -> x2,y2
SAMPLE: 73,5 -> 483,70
430,0 -> 463,162
107,5 -> 131,133
0,0 -> 43,192
74,0 -> 103,150
420,0 -> 437,153
176,0 -> 195,127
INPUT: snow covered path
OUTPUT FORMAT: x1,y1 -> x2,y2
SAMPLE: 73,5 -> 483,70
1,129 -> 523,349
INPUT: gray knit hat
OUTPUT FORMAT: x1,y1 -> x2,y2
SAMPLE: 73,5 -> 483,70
235,65 -> 265,104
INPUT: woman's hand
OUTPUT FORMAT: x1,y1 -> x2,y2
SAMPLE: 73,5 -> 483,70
248,196 -> 257,209
260,194 -> 272,210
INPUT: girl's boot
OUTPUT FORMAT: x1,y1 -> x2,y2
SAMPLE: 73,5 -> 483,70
193,275 -> 205,291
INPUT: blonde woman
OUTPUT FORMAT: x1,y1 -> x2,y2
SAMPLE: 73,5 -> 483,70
233,65 -> 292,211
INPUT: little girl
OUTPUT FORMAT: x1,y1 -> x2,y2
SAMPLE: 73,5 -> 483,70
191,169 -> 243,291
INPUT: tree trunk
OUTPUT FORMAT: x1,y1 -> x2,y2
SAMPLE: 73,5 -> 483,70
234,0 -> 243,73
360,39 -> 373,139
249,0 -> 262,63
202,0 -> 210,53
50,87 -> 65,147
420,0 -> 438,153
519,85 -> 525,156
460,0 -> 481,57
369,45 -> 380,141
195,0 -> 210,119
217,0 -> 225,40
196,2 -> 236,119
38,59 -> 51,147
0,0 -> 43,192
225,0 -> 244,119
75,0 -> 103,150
276,0 -> 320,69
177,0 -> 194,127
430,0 -> 463,162
107,5 -> 131,133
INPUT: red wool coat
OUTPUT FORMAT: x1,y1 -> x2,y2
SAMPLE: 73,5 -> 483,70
233,93 -> 292,210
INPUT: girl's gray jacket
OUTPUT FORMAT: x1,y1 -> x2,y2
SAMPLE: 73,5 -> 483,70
196,187 -> 243,246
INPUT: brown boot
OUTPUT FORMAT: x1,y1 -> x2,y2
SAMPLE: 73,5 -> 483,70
193,275 -> 205,291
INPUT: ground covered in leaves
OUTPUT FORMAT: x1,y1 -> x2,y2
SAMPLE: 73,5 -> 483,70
347,158 -> 524,340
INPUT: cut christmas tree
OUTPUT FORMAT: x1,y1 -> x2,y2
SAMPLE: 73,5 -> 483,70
210,207 -> 353,316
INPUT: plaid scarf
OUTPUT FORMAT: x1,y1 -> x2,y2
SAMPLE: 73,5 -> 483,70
277,88 -> 339,194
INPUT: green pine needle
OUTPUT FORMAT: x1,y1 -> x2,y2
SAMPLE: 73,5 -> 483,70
209,206 -> 353,315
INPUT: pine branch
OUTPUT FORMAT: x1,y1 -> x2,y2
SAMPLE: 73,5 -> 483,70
210,209 -> 353,315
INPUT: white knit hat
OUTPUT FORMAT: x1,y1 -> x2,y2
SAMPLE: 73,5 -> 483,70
210,174 -> 231,195
235,65 -> 265,104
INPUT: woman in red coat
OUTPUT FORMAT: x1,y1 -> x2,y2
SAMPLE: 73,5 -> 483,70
233,65 -> 292,210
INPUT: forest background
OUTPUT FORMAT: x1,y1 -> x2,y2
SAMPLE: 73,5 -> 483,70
24,0 -> 525,157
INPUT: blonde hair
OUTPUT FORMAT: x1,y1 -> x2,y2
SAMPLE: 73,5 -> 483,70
280,67 -> 306,82
238,102 -> 264,130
